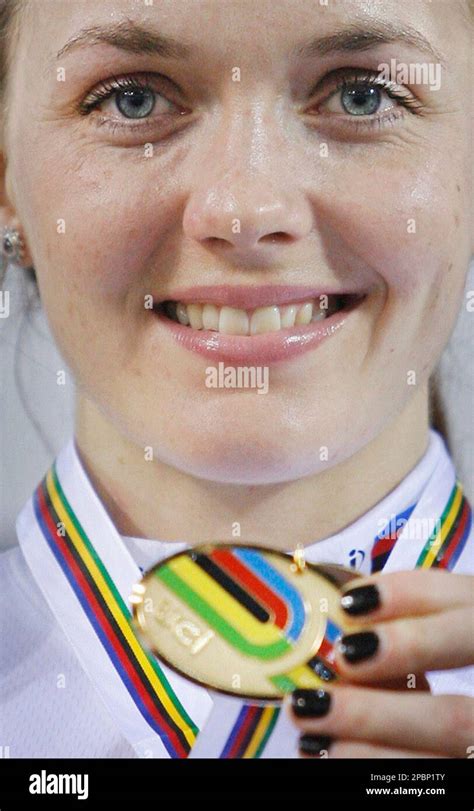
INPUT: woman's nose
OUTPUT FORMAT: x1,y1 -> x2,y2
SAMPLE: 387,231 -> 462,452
182,125 -> 314,263
183,184 -> 313,261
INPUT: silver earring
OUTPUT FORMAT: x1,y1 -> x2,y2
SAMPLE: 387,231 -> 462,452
1,226 -> 25,271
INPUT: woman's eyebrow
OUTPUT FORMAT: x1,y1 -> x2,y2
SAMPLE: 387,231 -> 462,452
55,19 -> 191,61
294,21 -> 446,66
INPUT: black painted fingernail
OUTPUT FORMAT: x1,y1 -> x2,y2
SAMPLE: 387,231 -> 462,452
299,734 -> 332,757
339,631 -> 379,663
292,689 -> 331,718
341,584 -> 380,615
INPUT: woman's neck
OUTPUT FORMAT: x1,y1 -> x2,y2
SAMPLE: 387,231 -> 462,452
74,387 -> 430,551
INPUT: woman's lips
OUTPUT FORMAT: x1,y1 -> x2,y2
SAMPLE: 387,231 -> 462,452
151,291 -> 367,365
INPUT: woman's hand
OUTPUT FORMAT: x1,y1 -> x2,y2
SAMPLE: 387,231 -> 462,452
285,569 -> 474,758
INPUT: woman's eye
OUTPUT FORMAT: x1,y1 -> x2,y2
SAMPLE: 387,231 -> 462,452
96,87 -> 178,120
305,72 -> 424,136
322,83 -> 396,117
78,75 -> 187,126
114,87 -> 157,119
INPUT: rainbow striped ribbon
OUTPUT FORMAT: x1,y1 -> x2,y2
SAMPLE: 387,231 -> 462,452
33,465 -> 199,759
220,704 -> 281,758
371,502 -> 418,573
371,481 -> 471,574
415,481 -> 471,569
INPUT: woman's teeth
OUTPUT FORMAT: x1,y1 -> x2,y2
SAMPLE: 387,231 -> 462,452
161,297 -> 349,336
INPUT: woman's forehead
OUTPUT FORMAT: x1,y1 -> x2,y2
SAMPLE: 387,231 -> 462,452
19,0 -> 465,41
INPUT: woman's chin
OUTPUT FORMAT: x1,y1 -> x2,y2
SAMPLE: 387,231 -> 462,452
159,440 -> 330,485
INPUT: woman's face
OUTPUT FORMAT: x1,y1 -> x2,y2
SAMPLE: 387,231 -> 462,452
4,0 -> 472,484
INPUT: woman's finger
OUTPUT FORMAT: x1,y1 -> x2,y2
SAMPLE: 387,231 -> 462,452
366,673 -> 431,692
285,685 -> 474,758
334,606 -> 474,681
339,570 -> 473,623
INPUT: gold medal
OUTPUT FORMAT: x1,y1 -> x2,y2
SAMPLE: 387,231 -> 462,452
130,543 -> 361,701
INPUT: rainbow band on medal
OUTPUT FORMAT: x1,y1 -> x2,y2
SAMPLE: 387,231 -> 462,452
317,617 -> 342,665
209,548 -> 290,631
220,705 -> 281,759
269,617 -> 342,692
33,465 -> 199,759
233,548 -> 305,641
156,547 -> 307,659
416,481 -> 471,570
371,502 -> 417,573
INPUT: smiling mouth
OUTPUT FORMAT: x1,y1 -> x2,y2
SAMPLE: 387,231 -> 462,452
154,293 -> 365,337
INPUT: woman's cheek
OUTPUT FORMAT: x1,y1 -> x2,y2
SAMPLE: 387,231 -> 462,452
305,149 -> 468,385
314,157 -> 461,301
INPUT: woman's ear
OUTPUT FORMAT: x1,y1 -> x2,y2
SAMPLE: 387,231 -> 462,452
0,148 -> 14,221
0,147 -> 34,268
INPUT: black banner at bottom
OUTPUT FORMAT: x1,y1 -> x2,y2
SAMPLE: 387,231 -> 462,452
0,758 -> 472,806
